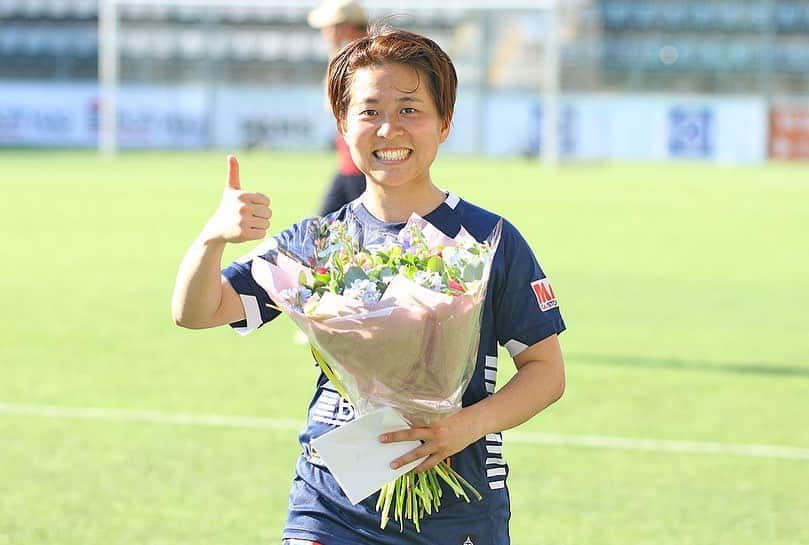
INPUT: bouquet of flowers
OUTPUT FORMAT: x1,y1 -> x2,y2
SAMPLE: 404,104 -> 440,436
250,213 -> 502,531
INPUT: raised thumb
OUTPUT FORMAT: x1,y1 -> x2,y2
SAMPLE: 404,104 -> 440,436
226,155 -> 241,190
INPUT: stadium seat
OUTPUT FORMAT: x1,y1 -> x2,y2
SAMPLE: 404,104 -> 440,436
19,0 -> 46,18
283,32 -> 311,62
149,31 -> 175,60
68,27 -> 97,58
776,44 -> 809,73
660,3 -> 688,31
177,29 -> 205,60
602,38 -> 639,68
775,2 -> 801,32
120,29 -> 150,58
640,39 -> 664,70
689,3 -> 720,30
205,33 -> 229,61
43,0 -> 71,19
747,3 -> 771,31
224,6 -> 253,24
801,3 -> 809,32
695,40 -> 726,72
717,2 -> 744,32
726,41 -> 756,71
602,0 -> 632,31
258,32 -> 283,62
172,4 -> 202,23
229,31 -> 258,61
0,26 -> 20,55
631,3 -> 658,30
120,3 -> 152,20
70,0 -> 97,19
15,26 -> 47,56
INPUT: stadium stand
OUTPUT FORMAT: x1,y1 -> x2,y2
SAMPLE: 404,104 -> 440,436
0,0 -> 807,94
593,0 -> 809,94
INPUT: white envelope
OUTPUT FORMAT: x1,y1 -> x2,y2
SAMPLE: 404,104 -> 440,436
310,407 -> 427,505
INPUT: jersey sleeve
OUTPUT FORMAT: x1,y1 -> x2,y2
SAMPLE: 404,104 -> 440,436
492,221 -> 566,358
221,221 -> 309,336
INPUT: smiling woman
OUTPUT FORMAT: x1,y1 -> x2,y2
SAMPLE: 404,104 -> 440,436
342,64 -> 449,202
326,27 -> 458,222
171,24 -> 566,545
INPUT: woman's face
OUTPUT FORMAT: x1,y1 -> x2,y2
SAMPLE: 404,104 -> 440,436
340,62 -> 449,191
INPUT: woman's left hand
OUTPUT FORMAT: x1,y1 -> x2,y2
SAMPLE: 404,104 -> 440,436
378,408 -> 484,473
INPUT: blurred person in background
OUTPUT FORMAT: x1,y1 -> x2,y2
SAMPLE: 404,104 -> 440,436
308,0 -> 369,216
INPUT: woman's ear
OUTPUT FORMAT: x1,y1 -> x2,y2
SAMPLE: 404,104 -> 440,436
439,116 -> 452,143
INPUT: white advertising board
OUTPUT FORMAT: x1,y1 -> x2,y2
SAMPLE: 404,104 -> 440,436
113,85 -> 209,149
0,81 -> 209,148
479,93 -> 768,164
0,81 -> 769,163
210,86 -> 335,151
0,82 -> 96,146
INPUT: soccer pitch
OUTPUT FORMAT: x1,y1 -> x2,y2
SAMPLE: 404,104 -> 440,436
1,150 -> 807,545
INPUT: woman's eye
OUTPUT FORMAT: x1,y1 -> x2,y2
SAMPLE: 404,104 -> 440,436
401,107 -> 417,114
360,110 -> 378,117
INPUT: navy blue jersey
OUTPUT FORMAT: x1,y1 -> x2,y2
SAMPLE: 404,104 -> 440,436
222,193 -> 565,545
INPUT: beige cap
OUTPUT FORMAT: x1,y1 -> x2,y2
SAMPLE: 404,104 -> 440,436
307,0 -> 368,29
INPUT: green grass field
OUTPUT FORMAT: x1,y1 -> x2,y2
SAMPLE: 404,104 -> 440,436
1,150 -> 808,545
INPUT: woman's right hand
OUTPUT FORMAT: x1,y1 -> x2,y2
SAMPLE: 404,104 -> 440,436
201,155 -> 272,244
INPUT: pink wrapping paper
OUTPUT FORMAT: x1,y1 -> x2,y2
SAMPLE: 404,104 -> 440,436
251,215 -> 502,425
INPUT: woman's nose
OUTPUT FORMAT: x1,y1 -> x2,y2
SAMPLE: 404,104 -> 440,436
377,115 -> 404,139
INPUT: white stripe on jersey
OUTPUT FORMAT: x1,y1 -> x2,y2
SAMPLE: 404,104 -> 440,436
484,355 -> 498,394
318,391 -> 341,402
312,415 -> 347,427
234,294 -> 261,336
312,408 -> 335,418
504,339 -> 529,357
485,431 -> 508,487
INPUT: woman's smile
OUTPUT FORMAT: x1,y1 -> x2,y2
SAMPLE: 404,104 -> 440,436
372,147 -> 413,162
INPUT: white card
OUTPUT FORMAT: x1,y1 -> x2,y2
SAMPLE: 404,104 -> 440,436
310,407 -> 426,505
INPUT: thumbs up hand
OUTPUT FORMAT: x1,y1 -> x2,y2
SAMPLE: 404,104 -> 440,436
202,155 -> 272,244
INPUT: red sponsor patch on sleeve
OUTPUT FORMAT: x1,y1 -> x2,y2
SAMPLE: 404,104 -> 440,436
530,278 -> 558,312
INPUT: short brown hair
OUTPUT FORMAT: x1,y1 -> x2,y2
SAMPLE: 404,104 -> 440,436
327,26 -> 458,128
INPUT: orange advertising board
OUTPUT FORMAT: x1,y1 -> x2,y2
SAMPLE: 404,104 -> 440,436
770,106 -> 809,160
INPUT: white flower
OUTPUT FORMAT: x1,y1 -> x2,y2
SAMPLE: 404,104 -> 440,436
343,278 -> 381,304
279,286 -> 313,312
413,270 -> 444,292
443,246 -> 475,268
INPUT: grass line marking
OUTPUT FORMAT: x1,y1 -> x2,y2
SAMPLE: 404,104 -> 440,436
0,402 -> 301,431
2,402 -> 808,461
508,431 -> 809,461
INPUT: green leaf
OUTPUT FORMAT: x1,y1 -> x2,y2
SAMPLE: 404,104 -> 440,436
378,267 -> 395,282
343,266 -> 368,288
462,261 -> 484,282
427,256 -> 444,273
